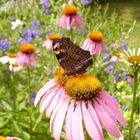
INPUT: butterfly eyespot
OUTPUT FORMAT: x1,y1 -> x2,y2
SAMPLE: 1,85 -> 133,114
54,49 -> 61,54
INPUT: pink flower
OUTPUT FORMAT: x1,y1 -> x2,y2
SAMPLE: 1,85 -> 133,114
127,75 -> 133,85
0,136 -> 22,140
42,34 -> 60,50
82,31 -> 105,56
6,136 -> 22,140
35,68 -> 126,140
17,43 -> 39,66
111,55 -> 119,63
59,5 -> 83,30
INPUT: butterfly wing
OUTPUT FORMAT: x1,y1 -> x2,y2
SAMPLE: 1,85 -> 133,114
52,37 -> 93,75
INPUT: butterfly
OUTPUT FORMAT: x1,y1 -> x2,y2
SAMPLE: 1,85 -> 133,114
52,37 -> 93,75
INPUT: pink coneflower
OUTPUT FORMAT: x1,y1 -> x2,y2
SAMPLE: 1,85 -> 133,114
17,43 -> 39,66
82,31 -> 105,56
35,67 -> 126,140
0,136 -> 22,140
59,5 -> 83,30
42,34 -> 60,50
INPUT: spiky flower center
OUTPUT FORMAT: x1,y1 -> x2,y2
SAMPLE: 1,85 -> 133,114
88,31 -> 103,42
8,53 -> 17,58
19,43 -> 35,54
128,56 -> 140,64
55,67 -> 68,86
65,74 -> 103,101
0,136 -> 6,140
48,34 -> 60,40
63,5 -> 78,15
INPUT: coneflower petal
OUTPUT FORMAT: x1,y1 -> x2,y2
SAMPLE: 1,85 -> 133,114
66,101 -> 74,140
94,101 -> 121,137
53,97 -> 70,140
88,101 -> 104,140
34,79 -> 56,106
82,101 -> 101,140
72,102 -> 84,140
45,88 -> 64,117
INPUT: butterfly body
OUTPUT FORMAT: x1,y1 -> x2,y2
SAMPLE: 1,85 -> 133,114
53,37 -> 93,75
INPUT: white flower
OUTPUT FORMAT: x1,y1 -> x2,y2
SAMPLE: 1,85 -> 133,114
120,48 -> 140,66
11,19 -> 23,30
0,56 -> 17,64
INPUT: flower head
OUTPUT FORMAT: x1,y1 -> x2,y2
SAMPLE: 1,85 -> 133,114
0,53 -> 22,72
35,67 -> 126,140
41,0 -> 49,14
0,136 -> 22,140
11,19 -> 23,30
42,33 -> 60,50
82,31 -> 105,56
17,43 -> 39,66
82,0 -> 91,4
59,5 -> 83,30
120,48 -> 140,67
0,39 -> 11,51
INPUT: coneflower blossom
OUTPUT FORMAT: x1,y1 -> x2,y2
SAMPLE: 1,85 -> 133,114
35,67 -> 126,140
42,34 -> 60,50
82,31 -> 105,56
17,43 -> 39,66
59,5 -> 83,30
0,136 -> 22,140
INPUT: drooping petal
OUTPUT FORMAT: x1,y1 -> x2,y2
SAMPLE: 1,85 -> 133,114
97,97 -> 126,127
50,94 -> 67,132
88,101 -> 104,140
72,102 -> 84,140
34,79 -> 57,106
52,97 -> 70,140
66,100 -> 74,140
0,56 -> 10,64
94,101 -> 121,138
40,86 -> 60,112
82,101 -> 101,140
45,88 -> 64,117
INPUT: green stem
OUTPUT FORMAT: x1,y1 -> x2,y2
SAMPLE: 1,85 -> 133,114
128,70 -> 138,140
27,67 -> 33,140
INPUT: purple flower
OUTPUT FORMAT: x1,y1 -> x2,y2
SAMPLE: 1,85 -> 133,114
114,74 -> 122,81
104,53 -> 110,61
136,128 -> 140,137
106,65 -> 114,73
30,21 -> 41,29
41,0 -> 49,14
46,31 -> 50,35
82,0 -> 91,4
0,39 -> 11,50
82,28 -> 87,35
121,44 -> 127,50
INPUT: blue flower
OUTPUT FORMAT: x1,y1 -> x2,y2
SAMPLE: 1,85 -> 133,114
136,128 -> 140,137
106,65 -> 114,73
42,0 -> 49,14
82,0 -> 91,4
0,39 -> 11,50
30,21 -> 41,29
121,44 -> 127,50
82,28 -> 87,35
104,53 -> 110,62
114,74 -> 122,81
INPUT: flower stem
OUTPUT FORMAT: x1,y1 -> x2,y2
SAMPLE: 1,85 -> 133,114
128,70 -> 138,140
27,67 -> 33,139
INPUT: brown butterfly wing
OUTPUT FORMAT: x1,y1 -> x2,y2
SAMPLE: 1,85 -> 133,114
53,37 -> 93,75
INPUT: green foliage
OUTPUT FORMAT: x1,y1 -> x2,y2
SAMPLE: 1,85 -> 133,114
0,0 -> 139,140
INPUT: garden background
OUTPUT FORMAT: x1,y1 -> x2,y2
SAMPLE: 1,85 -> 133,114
0,0 -> 140,140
